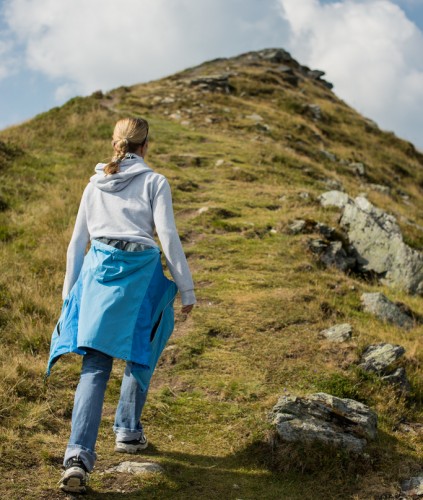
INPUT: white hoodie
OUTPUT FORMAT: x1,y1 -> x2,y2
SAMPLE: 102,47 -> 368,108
62,154 -> 196,305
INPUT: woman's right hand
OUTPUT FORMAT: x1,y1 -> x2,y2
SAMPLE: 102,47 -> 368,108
181,304 -> 194,314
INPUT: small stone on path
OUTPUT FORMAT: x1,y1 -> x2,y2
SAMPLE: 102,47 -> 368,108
318,323 -> 352,342
105,461 -> 164,475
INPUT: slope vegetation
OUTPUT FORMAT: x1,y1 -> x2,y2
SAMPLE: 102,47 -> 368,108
0,49 -> 422,499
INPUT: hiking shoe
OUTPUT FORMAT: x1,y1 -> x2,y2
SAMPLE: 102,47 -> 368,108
114,434 -> 148,454
59,457 -> 89,494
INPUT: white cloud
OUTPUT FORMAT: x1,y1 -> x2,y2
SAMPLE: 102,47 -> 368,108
2,0 -> 423,149
2,0 -> 286,100
278,0 -> 423,147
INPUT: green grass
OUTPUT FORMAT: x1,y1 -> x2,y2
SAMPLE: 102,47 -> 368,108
0,51 -> 422,499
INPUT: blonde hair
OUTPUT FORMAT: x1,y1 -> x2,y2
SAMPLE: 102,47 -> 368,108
104,117 -> 149,175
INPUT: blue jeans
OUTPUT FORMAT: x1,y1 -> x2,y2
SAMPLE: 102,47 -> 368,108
64,349 -> 148,472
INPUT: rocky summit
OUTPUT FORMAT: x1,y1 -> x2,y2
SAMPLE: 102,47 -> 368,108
0,48 -> 422,499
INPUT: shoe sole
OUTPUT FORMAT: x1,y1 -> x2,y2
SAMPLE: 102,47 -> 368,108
60,477 -> 87,494
114,441 -> 148,454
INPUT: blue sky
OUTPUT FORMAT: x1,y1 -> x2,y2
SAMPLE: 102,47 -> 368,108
1,0 -> 423,149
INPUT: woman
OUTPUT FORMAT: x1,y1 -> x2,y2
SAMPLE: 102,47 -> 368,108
46,117 -> 195,494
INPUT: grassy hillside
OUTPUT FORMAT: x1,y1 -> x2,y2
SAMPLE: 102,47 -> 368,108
0,49 -> 422,499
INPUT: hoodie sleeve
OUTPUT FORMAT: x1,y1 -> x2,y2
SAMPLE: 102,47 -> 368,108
152,177 -> 196,306
62,186 -> 91,300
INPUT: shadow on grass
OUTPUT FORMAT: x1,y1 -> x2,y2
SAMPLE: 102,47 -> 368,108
45,428 -> 420,500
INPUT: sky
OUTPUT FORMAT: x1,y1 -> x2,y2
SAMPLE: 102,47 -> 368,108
1,0 -> 423,149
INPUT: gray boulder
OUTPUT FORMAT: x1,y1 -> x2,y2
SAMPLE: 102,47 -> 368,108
318,323 -> 352,342
318,190 -> 351,208
340,196 -> 423,295
270,392 -> 377,454
361,292 -> 414,329
359,343 -> 405,373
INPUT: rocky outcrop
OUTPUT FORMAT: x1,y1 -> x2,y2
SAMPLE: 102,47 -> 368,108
361,292 -> 414,329
270,392 -> 377,454
318,323 -> 352,342
241,48 -> 333,89
190,73 -> 235,93
317,191 -> 423,296
340,196 -> 423,295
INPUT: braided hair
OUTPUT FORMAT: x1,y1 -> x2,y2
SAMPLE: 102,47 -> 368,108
104,118 -> 149,175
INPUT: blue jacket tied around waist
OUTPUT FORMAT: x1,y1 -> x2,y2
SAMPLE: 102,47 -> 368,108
46,239 -> 178,392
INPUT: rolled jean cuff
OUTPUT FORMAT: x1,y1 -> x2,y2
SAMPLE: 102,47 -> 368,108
113,425 -> 143,442
64,444 -> 97,472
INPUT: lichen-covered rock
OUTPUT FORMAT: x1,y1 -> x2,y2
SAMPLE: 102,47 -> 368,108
340,196 -> 423,295
318,323 -> 352,342
361,292 -> 414,329
358,343 -> 405,373
270,392 -> 377,454
318,190 -> 351,208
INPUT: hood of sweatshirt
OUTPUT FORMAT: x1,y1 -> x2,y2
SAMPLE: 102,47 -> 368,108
90,154 -> 153,192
